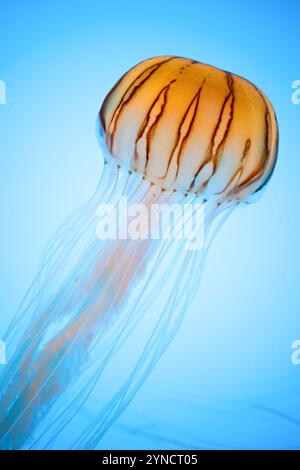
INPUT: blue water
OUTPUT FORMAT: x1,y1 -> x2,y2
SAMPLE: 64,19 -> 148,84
0,0 -> 299,449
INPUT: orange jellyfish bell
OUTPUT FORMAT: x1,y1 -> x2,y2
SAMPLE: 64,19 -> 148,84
99,55 -> 278,202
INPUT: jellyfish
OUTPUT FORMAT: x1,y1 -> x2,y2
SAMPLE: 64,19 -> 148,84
0,56 -> 278,450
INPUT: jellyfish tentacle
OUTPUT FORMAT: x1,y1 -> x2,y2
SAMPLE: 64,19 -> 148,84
72,201 -> 231,449
46,200 -> 231,449
0,161 -> 132,393
75,246 -> 199,448
0,162 -> 137,448
0,170 -> 171,449
11,189 -> 198,449
3,162 -> 117,346
34,193 -> 196,447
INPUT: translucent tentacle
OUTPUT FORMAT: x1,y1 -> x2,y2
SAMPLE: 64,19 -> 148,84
0,159 -> 235,449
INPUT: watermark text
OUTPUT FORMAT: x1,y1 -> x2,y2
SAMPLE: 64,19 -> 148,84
291,80 -> 300,105
0,80 -> 6,105
291,339 -> 300,365
0,340 -> 6,365
96,196 -> 205,251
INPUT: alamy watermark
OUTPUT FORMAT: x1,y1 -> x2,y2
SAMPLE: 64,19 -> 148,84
95,196 -> 205,251
291,80 -> 300,105
0,340 -> 6,365
0,80 -> 6,105
291,339 -> 300,366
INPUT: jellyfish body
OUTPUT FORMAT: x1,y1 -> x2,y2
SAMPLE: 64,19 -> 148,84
100,55 -> 278,200
0,56 -> 278,449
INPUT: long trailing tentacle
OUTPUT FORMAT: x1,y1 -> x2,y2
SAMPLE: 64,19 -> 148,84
71,200 -> 235,450
0,162 -> 139,449
46,200 -> 235,449
0,159 -> 235,449
30,195 -> 198,449
0,162 -> 171,449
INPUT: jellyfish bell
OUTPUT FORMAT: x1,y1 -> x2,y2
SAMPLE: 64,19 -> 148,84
98,55 -> 278,204
0,56 -> 278,450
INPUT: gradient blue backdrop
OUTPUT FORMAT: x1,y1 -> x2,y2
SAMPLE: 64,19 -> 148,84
0,0 -> 300,449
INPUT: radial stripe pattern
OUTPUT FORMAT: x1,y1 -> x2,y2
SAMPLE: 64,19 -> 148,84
99,56 -> 278,201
